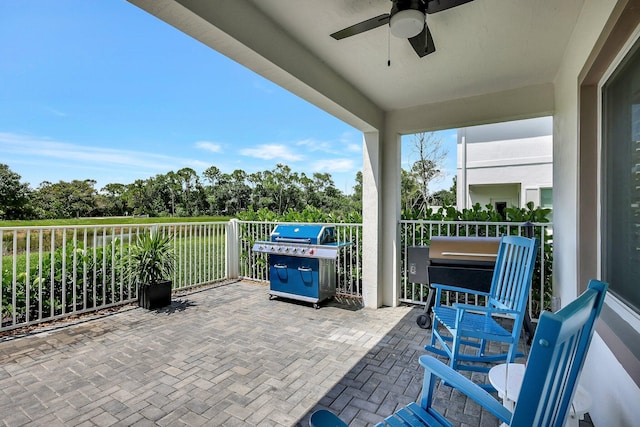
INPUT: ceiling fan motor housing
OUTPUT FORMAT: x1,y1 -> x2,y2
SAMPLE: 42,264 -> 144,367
390,0 -> 426,39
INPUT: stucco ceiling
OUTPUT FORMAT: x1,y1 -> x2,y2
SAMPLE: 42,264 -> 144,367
248,0 -> 583,110
129,0 -> 585,131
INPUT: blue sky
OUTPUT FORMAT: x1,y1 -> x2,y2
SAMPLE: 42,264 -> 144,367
0,0 -> 457,194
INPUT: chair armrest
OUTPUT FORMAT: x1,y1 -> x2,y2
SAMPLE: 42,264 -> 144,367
430,282 -> 491,297
452,303 -> 519,316
419,355 -> 512,424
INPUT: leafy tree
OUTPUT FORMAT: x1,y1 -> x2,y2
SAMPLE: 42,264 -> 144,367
0,164 -> 32,220
3,161 -> 364,220
401,168 -> 420,213
32,179 -> 98,219
203,166 -> 222,214
403,132 -> 449,214
432,177 -> 457,206
351,171 -> 363,207
176,167 -> 198,216
124,179 -> 155,216
99,183 -> 128,216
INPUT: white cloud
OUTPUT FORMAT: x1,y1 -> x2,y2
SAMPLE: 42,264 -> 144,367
0,132 -> 205,172
251,79 -> 276,94
346,143 -> 361,153
195,141 -> 222,153
295,138 -> 334,153
44,106 -> 68,117
186,160 -> 211,169
239,144 -> 304,162
296,137 -> 362,155
312,158 -> 356,173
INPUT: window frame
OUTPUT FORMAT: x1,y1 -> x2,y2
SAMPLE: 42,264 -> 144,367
598,22 -> 640,332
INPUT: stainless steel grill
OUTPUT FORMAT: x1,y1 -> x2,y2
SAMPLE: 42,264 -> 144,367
252,224 -> 348,308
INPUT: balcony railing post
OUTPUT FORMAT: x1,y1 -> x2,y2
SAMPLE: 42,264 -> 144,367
226,219 -> 239,279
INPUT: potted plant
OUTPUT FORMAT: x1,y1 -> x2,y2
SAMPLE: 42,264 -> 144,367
125,229 -> 176,310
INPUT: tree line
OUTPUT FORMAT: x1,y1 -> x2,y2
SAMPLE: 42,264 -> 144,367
0,163 -> 368,220
1,133 -> 459,221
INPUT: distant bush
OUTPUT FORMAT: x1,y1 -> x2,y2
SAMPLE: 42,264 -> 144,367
402,201 -> 551,223
236,206 -> 362,224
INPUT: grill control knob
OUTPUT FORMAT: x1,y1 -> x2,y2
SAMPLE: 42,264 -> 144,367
300,248 -> 306,254
309,249 -> 315,255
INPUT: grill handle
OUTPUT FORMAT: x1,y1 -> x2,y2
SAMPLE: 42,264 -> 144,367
273,264 -> 288,269
298,266 -> 313,272
440,252 -> 497,258
275,237 -> 312,244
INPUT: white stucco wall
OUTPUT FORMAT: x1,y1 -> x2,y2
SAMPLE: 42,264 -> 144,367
553,0 -> 640,424
457,118 -> 553,209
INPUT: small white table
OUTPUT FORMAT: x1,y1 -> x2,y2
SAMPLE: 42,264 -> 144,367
488,363 -> 591,427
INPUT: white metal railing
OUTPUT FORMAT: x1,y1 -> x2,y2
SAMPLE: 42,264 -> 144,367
2,219 -> 552,332
1,222 -> 228,332
235,220 -> 363,298
400,220 -> 553,321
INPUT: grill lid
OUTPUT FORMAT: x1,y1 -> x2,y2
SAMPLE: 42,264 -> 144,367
428,236 -> 500,264
270,224 -> 336,245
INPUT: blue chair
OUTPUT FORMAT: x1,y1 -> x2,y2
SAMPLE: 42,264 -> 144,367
425,235 -> 538,380
309,279 -> 608,427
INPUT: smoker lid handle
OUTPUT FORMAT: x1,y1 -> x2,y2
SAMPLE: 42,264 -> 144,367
440,252 -> 497,258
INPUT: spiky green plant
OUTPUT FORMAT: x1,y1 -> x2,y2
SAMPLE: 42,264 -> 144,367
125,230 -> 176,285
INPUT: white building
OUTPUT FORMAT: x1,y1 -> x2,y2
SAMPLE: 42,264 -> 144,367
457,117 -> 553,213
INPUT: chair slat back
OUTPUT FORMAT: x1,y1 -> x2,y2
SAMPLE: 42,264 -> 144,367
510,280 -> 608,427
489,236 -> 538,313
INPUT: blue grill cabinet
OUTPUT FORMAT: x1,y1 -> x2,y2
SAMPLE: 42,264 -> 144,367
252,224 -> 347,309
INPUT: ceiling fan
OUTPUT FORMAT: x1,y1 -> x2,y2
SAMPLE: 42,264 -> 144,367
330,0 -> 475,58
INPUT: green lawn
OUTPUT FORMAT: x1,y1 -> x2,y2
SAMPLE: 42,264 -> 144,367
0,216 -> 231,228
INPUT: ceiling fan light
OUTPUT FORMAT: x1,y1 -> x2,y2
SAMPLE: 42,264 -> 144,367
390,9 -> 424,38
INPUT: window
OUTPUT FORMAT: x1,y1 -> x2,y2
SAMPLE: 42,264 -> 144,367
602,35 -> 640,314
495,201 -> 507,219
540,188 -> 552,208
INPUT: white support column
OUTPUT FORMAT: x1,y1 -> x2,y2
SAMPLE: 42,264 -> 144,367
380,128 -> 402,307
362,128 -> 402,308
458,129 -> 468,210
362,131 -> 382,308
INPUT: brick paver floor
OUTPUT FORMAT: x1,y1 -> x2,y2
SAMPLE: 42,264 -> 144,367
0,281 -> 500,427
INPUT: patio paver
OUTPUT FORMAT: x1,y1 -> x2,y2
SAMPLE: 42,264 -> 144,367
0,281 -> 499,427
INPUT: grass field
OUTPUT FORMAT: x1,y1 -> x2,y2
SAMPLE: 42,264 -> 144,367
0,216 -> 231,228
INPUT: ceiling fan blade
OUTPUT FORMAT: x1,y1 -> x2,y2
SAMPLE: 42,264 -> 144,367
425,0 -> 474,14
330,14 -> 390,40
408,24 -> 436,57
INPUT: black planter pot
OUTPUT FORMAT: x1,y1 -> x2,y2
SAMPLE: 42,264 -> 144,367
138,280 -> 172,310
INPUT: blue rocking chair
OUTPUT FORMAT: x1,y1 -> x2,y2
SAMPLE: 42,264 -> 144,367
425,235 -> 538,379
309,279 -> 608,427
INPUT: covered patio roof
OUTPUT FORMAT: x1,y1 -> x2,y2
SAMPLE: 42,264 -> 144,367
128,0 -> 577,132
